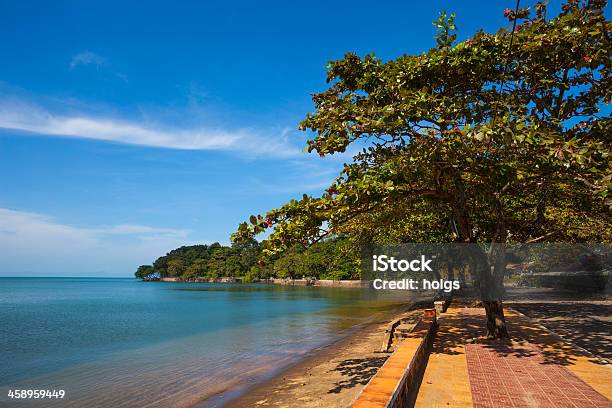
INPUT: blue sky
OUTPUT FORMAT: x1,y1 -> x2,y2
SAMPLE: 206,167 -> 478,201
0,0 -> 564,276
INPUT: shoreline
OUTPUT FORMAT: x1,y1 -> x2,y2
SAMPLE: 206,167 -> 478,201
216,298 -> 432,408
154,277 -> 370,288
212,288 -> 610,408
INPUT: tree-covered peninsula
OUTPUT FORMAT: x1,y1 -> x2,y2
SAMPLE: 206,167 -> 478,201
135,237 -> 360,281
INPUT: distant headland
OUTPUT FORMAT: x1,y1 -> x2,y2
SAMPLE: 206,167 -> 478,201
135,237 -> 360,283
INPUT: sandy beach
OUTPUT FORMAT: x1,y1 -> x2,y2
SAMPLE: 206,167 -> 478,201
222,302 -> 428,408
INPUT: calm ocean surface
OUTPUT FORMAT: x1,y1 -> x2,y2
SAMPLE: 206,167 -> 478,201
0,278 -> 409,407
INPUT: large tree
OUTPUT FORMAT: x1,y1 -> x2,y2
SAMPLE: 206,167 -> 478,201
234,0 -> 611,338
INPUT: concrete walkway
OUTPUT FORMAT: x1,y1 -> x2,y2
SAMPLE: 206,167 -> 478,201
415,307 -> 612,408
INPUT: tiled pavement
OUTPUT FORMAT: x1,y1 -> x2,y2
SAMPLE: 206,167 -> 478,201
466,343 -> 611,408
415,307 -> 612,408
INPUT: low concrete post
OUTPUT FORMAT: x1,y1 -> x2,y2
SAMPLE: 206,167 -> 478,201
434,300 -> 445,315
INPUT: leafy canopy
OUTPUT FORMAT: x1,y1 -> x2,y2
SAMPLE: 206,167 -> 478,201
234,0 -> 611,256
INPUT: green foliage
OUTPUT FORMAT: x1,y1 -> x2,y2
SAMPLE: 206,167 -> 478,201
134,237 -> 359,280
273,250 -> 302,279
234,0 -> 611,258
231,0 -> 611,320
434,11 -> 457,49
167,259 -> 186,277
136,242 -> 252,280
325,238 -> 361,280
184,258 -> 207,278
135,265 -> 156,280
242,266 -> 260,283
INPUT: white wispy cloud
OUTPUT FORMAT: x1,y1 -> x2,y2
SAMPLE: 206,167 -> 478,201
0,98 -> 303,157
70,51 -> 106,70
242,162 -> 341,195
69,51 -> 128,82
0,208 -> 194,275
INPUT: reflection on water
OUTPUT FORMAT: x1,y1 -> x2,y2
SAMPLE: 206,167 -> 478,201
0,278 -> 413,407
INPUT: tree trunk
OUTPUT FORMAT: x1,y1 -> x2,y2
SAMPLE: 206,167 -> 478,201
483,300 -> 509,339
490,243 -> 507,297
467,244 -> 510,340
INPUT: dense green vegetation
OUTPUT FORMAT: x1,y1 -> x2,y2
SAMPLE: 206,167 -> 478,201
135,237 -> 360,281
233,1 -> 611,338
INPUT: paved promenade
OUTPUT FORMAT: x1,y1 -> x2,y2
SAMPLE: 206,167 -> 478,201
415,307 -> 612,408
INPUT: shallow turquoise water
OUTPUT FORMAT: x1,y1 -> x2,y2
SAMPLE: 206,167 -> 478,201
0,278 -> 408,407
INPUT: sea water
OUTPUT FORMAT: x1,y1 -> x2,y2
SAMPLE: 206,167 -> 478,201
0,277 -> 410,407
